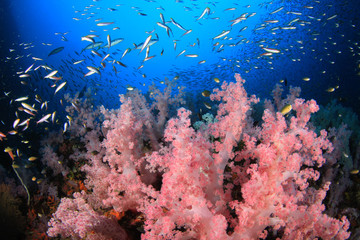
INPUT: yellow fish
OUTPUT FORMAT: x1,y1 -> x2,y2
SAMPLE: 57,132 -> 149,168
280,104 -> 292,115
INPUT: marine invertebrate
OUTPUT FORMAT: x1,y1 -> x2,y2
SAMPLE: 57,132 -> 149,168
46,74 -> 351,239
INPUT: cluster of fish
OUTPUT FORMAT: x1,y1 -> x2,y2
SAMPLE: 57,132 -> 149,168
5,0 -> 358,92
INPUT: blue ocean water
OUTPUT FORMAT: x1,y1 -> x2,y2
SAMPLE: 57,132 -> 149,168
0,0 -> 360,238
1,0 -> 359,114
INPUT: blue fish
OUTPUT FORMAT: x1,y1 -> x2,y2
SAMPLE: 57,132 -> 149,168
48,47 -> 64,57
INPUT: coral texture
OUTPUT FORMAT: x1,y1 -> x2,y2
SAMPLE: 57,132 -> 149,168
47,74 -> 350,239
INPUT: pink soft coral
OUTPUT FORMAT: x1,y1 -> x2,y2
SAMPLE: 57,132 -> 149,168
47,192 -> 128,239
142,108 -> 228,239
46,73 -> 350,240
209,74 -> 349,239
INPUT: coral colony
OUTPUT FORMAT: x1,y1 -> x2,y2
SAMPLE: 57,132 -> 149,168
8,74 -> 355,239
